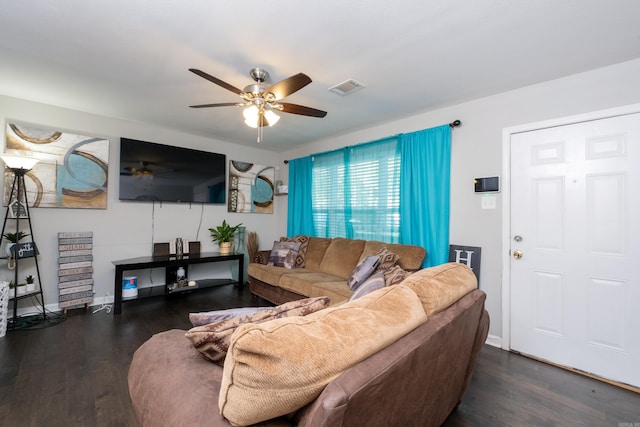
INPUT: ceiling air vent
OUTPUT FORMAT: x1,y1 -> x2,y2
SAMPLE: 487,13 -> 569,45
328,79 -> 365,96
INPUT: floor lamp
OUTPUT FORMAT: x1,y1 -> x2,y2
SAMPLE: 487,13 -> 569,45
0,154 -> 50,330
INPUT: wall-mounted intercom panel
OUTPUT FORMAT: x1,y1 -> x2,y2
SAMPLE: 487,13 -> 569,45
474,176 -> 500,193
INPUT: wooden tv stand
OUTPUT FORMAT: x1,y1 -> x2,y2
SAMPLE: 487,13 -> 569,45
112,252 -> 244,314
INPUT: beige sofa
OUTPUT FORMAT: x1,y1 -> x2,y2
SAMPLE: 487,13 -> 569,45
128,263 -> 489,427
248,236 -> 427,305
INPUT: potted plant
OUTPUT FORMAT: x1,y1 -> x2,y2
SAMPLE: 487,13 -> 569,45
3,231 -> 29,257
25,275 -> 35,292
209,220 -> 242,255
9,280 -> 26,296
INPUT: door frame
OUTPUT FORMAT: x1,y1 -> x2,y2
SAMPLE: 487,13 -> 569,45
500,102 -> 640,351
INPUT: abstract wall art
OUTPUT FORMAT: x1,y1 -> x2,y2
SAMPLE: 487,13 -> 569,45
3,123 -> 109,209
228,160 -> 274,214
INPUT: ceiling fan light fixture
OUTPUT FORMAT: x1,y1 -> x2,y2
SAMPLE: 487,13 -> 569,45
243,105 -> 280,128
243,105 -> 260,128
264,109 -> 280,126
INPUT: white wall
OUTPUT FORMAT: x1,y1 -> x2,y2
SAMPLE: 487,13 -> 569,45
4,58 -> 639,339
281,58 -> 640,342
0,95 -> 284,311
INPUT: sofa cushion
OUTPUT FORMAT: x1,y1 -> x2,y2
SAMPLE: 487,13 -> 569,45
185,297 -> 330,365
400,262 -> 477,315
318,238 -> 366,278
279,235 -> 310,268
267,241 -> 301,269
307,281 -> 353,304
348,255 -> 380,290
303,237 -> 333,271
248,262 -> 305,285
218,285 -> 428,426
278,271 -> 344,297
189,306 -> 267,327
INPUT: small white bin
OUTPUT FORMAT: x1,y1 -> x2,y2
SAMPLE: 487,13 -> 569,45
122,276 -> 138,298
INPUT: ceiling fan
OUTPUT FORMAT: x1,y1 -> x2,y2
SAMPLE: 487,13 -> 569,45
189,67 -> 327,142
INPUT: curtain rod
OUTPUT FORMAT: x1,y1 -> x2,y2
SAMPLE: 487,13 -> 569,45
284,120 -> 461,164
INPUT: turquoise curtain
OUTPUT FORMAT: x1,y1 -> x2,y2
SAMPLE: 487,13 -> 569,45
287,124 -> 451,268
399,124 -> 451,267
286,156 -> 315,236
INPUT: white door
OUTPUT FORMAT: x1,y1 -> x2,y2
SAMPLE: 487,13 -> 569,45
510,113 -> 640,388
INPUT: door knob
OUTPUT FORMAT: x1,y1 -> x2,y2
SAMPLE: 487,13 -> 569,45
513,250 -> 523,259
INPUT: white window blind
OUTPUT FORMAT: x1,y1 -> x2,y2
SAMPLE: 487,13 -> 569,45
311,138 -> 400,242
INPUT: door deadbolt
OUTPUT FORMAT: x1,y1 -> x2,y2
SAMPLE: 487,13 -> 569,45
514,235 -> 523,242
513,250 -> 523,259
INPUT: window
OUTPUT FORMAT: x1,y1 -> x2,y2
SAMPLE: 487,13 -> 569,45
311,137 -> 400,242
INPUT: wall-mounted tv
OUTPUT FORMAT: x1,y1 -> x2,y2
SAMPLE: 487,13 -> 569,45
119,138 -> 226,204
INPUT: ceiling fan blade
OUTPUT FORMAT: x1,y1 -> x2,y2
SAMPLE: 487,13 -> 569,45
189,68 -> 244,95
266,73 -> 312,100
189,102 -> 242,108
279,102 -> 327,118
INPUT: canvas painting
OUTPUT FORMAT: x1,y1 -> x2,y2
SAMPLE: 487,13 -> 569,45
228,160 -> 274,214
3,123 -> 109,209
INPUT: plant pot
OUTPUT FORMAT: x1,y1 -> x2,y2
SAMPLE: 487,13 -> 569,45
5,243 -> 14,257
26,283 -> 35,293
218,241 -> 232,255
17,286 -> 26,296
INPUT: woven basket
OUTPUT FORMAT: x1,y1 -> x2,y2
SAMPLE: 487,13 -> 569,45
0,281 -> 9,337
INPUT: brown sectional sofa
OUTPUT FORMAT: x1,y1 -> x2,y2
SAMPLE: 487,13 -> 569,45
248,236 -> 427,305
128,263 -> 489,427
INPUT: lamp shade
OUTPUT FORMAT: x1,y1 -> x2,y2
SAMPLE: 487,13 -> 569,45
0,154 -> 39,170
243,105 -> 280,128
264,109 -> 280,126
243,105 -> 260,128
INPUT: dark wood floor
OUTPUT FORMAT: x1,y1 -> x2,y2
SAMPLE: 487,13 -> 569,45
1,285 -> 638,426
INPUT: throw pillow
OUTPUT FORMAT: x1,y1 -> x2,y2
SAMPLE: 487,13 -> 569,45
374,247 -> 400,273
384,265 -> 412,287
185,296 -> 330,365
347,255 -> 381,290
349,271 -> 385,301
267,240 -> 301,269
188,306 -> 268,327
279,235 -> 310,268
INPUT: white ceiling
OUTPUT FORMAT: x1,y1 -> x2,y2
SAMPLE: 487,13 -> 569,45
1,1 -> 639,151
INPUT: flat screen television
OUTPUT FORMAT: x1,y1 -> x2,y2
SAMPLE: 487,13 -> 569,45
119,138 -> 226,204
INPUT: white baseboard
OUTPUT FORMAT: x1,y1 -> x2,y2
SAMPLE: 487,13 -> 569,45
11,293 -> 114,317
485,333 -> 502,348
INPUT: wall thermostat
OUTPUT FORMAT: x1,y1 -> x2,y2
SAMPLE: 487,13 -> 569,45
474,176 -> 500,193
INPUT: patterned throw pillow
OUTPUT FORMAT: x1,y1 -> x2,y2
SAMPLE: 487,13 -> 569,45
279,235 -> 310,268
267,241 -> 301,269
384,265 -> 412,287
189,306 -> 268,327
349,271 -> 385,301
375,247 -> 400,273
185,297 -> 331,365
348,255 -> 381,290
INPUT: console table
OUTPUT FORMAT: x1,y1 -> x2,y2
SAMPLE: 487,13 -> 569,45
112,252 -> 244,314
